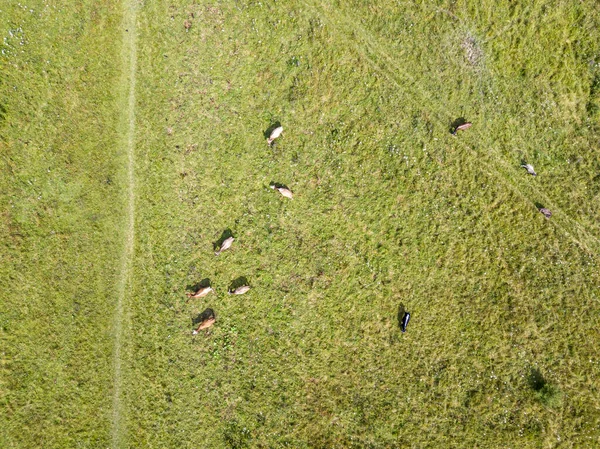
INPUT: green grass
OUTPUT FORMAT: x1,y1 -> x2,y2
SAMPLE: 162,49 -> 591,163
2,0 -> 600,448
0,1 -> 126,447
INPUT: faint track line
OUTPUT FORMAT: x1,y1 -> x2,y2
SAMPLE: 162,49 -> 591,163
111,0 -> 137,447
303,0 -> 600,257
301,0 -> 454,121
469,147 -> 600,255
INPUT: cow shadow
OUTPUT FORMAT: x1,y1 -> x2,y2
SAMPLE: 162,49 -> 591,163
264,121 -> 282,139
397,303 -> 407,328
450,117 -> 468,134
186,277 -> 211,294
229,276 -> 249,292
192,307 -> 215,325
213,228 -> 234,252
269,181 -> 289,190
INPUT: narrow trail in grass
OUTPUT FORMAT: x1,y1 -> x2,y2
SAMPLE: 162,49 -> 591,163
111,0 -> 137,447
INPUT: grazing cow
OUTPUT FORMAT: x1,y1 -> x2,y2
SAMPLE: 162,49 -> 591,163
270,184 -> 293,199
452,122 -> 472,135
521,163 -> 537,176
267,126 -> 283,145
229,285 -> 251,295
400,312 -> 411,333
215,236 -> 234,255
192,308 -> 216,334
186,286 -> 213,299
539,208 -> 552,219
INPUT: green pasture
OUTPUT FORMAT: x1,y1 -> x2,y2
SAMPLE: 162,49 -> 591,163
1,0 -> 600,447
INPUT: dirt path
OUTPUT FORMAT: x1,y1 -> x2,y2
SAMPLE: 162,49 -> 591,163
111,0 -> 137,447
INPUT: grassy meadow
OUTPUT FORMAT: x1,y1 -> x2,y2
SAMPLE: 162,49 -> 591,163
2,0 -> 600,448
0,1 -> 127,447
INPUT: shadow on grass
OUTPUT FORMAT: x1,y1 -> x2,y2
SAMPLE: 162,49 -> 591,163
528,367 -> 563,408
534,202 -> 552,218
186,277 -> 211,294
229,276 -> 249,291
449,117 -> 468,134
192,308 -> 215,326
397,303 -> 406,326
264,121 -> 282,139
269,181 -> 290,190
528,367 -> 546,391
213,229 -> 234,252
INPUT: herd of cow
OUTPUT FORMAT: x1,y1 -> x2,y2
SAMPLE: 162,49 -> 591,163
187,121 -> 549,335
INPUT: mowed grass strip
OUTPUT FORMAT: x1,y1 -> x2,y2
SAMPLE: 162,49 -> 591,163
1,1 -> 128,447
125,0 -> 600,447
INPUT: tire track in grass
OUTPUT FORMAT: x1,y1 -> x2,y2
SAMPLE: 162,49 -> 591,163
112,0 -> 137,447
303,0 -> 600,257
